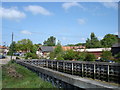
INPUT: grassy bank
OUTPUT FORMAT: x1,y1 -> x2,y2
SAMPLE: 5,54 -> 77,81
2,61 -> 54,88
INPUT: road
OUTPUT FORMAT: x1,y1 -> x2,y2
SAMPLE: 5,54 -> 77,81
0,56 -> 16,65
0,59 -> 11,65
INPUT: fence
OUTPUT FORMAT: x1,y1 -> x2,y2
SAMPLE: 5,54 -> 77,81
19,59 -> 120,84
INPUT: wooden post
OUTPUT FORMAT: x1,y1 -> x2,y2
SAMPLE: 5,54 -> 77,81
52,61 -> 53,69
107,65 -> 109,82
63,62 -> 65,72
82,63 -> 84,77
46,61 -> 48,68
93,64 -> 96,79
57,61 -> 59,71
72,63 -> 73,75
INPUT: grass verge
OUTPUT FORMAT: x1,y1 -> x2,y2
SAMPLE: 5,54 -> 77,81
2,61 -> 54,88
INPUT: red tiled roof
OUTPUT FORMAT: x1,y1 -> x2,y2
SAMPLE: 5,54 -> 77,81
0,46 -> 7,49
53,46 -> 85,51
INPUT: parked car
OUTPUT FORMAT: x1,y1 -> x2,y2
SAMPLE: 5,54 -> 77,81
97,58 -> 115,63
13,53 -> 20,56
95,59 -> 100,62
0,55 -> 6,59
106,60 -> 115,63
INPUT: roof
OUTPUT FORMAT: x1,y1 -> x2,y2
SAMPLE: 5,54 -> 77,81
62,46 -> 85,51
75,48 -> 111,52
112,42 -> 120,47
40,46 -> 54,52
0,46 -> 7,49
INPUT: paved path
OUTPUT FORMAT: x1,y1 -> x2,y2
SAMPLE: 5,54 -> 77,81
0,59 -> 11,65
0,56 -> 17,65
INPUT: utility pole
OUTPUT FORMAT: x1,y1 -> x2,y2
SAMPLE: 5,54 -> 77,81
11,32 -> 13,60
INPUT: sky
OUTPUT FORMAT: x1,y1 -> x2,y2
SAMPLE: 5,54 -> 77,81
1,2 -> 118,46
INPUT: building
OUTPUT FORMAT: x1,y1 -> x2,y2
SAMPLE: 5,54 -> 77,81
61,46 -> 85,51
0,45 -> 9,55
75,48 -> 111,59
111,41 -> 120,56
36,45 -> 85,58
36,46 -> 54,58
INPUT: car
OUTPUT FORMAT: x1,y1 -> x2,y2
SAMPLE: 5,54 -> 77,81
13,53 -> 20,56
95,59 -> 100,62
0,55 -> 6,59
106,60 -> 115,63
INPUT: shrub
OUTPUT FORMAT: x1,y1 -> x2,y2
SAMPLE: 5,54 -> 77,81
84,53 -> 96,61
25,52 -> 38,59
56,54 -> 64,60
77,52 -> 87,61
114,52 -> 120,62
115,52 -> 120,59
49,52 -> 55,59
101,51 -> 113,60
63,49 -> 76,60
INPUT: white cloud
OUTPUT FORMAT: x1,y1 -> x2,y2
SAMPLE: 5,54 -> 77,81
24,5 -> 53,16
62,2 -> 85,10
78,18 -> 86,25
62,37 -> 67,41
21,30 -> 32,35
102,2 -> 118,9
0,7 -> 26,21
81,38 -> 86,41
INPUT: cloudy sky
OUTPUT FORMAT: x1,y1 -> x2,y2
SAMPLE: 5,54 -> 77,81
1,2 -> 118,45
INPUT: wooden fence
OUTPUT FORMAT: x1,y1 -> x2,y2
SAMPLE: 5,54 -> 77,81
20,59 -> 120,84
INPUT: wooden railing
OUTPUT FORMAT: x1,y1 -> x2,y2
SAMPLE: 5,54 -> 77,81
17,59 -> 120,84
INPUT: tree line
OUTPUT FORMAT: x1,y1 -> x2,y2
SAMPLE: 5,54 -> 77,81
42,33 -> 118,48
8,32 -> 119,61
8,39 -> 39,59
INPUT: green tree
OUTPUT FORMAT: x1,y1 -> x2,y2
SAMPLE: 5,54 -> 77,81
54,41 -> 63,55
77,52 -> 87,61
56,54 -> 64,60
115,52 -> 120,59
31,44 -> 39,53
66,44 -> 75,46
101,34 -> 118,47
101,51 -> 113,61
84,53 -> 96,61
43,36 -> 56,46
49,52 -> 55,59
49,41 -> 63,59
16,39 -> 33,52
63,49 -> 76,60
25,52 -> 38,59
75,43 -> 85,46
86,32 -> 101,48
8,41 -> 17,55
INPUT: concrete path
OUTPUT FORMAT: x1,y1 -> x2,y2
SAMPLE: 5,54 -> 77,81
0,59 -> 11,65
0,56 -> 16,65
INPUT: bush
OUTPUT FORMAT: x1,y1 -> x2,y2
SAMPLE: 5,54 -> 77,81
114,52 -> 120,62
101,51 -> 113,60
84,53 -> 96,61
115,52 -> 120,59
63,49 -> 76,60
56,54 -> 64,60
49,52 -> 55,59
77,52 -> 87,61
25,52 -> 38,59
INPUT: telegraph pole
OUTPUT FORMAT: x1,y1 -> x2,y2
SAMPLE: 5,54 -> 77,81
11,32 -> 13,60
